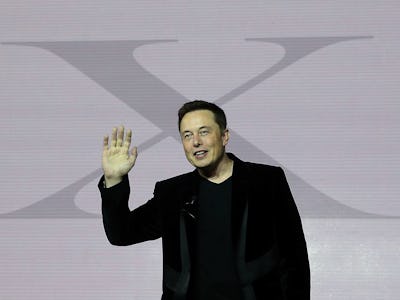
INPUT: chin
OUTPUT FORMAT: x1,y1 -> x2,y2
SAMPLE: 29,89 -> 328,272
190,159 -> 211,169
192,162 -> 209,169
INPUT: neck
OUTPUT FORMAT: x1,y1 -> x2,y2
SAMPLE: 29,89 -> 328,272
197,154 -> 233,183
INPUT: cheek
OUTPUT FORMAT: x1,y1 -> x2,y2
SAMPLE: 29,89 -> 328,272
182,143 -> 191,154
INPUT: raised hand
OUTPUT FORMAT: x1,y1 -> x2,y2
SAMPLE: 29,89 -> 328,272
102,126 -> 138,187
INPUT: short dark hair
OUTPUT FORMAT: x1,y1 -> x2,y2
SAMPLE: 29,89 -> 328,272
178,100 -> 227,132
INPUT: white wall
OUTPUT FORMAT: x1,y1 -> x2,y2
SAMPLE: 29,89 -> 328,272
1,1 -> 399,299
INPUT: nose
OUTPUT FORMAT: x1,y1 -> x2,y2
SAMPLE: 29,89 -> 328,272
192,134 -> 201,147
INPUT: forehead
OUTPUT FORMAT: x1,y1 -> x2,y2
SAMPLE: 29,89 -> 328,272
180,110 -> 217,131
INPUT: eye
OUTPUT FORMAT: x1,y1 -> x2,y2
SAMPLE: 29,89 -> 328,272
199,130 -> 209,136
183,132 -> 193,140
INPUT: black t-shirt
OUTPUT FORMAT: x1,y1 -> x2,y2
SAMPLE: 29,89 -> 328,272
188,176 -> 242,300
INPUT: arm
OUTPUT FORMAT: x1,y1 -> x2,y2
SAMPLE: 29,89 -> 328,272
99,126 -> 161,245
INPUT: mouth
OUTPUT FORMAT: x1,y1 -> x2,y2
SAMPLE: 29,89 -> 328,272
193,150 -> 208,159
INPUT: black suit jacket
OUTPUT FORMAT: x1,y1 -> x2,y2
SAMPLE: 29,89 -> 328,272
99,153 -> 310,300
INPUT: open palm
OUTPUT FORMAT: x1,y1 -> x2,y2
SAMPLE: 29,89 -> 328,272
102,126 -> 137,187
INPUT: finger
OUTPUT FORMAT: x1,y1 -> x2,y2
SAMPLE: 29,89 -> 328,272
129,146 -> 138,164
117,125 -> 124,147
124,129 -> 132,148
131,146 -> 137,157
111,127 -> 117,147
103,135 -> 109,151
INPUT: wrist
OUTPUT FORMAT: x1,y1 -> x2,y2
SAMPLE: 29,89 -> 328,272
104,176 -> 123,188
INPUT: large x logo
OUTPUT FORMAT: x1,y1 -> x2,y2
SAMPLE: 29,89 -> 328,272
4,36 -> 390,219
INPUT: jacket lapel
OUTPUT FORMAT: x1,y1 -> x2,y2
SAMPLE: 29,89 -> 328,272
229,153 -> 250,249
165,172 -> 198,297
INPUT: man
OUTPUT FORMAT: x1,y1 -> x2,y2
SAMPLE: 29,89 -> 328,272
99,100 -> 310,299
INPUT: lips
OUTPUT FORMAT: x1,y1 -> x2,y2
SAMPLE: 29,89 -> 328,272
194,150 -> 208,158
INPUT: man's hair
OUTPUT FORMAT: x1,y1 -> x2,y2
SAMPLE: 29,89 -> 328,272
178,100 -> 227,132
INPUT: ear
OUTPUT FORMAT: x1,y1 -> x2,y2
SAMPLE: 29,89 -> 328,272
222,129 -> 230,146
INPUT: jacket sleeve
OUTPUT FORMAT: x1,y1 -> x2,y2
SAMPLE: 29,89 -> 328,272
98,175 -> 162,246
275,168 -> 311,299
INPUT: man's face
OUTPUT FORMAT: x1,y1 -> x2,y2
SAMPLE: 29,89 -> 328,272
179,110 -> 229,170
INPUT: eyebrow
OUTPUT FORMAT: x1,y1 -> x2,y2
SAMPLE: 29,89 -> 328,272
181,126 -> 211,133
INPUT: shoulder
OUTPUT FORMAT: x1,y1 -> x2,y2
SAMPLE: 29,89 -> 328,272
230,153 -> 284,178
155,170 -> 196,191
244,160 -> 281,172
243,161 -> 285,184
